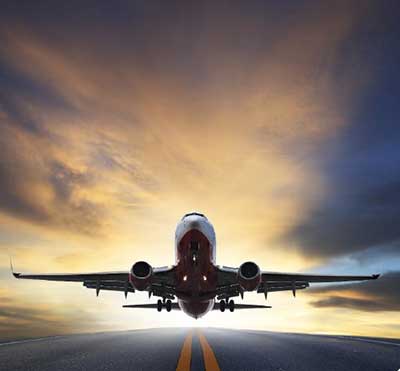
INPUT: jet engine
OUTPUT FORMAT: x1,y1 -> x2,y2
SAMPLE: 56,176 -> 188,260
238,261 -> 261,291
129,261 -> 153,290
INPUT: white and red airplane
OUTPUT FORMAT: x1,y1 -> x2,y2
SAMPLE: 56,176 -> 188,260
12,212 -> 379,319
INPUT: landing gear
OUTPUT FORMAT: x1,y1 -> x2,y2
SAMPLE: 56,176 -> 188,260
219,299 -> 235,312
229,299 -> 235,312
157,298 -> 172,312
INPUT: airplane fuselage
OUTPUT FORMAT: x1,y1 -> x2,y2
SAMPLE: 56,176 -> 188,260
174,213 -> 217,318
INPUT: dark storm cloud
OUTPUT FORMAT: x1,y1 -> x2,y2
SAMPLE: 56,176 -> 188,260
285,178 -> 400,258
283,7 -> 400,259
310,271 -> 400,312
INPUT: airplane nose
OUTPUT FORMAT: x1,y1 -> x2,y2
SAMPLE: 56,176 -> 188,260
184,215 -> 202,229
187,219 -> 200,229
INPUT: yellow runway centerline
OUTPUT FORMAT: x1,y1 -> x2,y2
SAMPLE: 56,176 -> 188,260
176,331 -> 193,371
176,330 -> 221,371
198,331 -> 221,371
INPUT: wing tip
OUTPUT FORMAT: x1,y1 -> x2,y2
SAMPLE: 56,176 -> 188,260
9,256 -> 20,278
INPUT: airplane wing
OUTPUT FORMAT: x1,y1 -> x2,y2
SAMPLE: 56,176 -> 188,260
12,263 -> 177,300
260,272 -> 380,283
12,271 -> 128,282
123,302 -> 271,310
216,265 -> 379,300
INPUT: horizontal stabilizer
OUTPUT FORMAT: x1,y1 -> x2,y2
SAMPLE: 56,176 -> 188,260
225,303 -> 271,310
123,302 -> 271,310
123,303 -> 180,310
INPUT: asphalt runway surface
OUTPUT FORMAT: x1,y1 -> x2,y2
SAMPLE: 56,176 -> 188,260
0,328 -> 399,371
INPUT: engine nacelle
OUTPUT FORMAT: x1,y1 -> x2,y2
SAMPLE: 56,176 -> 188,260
238,261 -> 261,291
129,261 -> 153,291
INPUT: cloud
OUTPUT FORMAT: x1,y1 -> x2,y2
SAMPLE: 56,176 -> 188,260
281,5 -> 400,261
310,271 -> 400,312
284,178 -> 400,259
0,1 -> 370,243
0,118 -> 106,236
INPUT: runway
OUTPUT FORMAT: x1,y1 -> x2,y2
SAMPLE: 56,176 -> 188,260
0,328 -> 399,371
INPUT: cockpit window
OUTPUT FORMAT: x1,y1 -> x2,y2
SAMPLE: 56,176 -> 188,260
182,212 -> 206,220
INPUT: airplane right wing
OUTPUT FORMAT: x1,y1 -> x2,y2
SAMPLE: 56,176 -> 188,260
12,262 -> 177,300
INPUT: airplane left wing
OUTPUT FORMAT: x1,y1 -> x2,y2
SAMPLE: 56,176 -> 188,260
215,265 -> 379,300
261,272 -> 380,283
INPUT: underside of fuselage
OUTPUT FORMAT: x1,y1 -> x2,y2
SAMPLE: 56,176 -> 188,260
178,299 -> 215,319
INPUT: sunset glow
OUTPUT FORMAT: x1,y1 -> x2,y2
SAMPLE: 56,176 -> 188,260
1,1 -> 399,340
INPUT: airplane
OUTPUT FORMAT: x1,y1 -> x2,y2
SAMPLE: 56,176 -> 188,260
12,212 -> 380,319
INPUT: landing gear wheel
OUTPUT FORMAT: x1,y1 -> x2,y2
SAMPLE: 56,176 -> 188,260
157,299 -> 162,312
219,300 -> 226,312
229,299 -> 235,312
166,299 -> 172,312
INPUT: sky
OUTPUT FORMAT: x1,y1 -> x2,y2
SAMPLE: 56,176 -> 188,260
0,0 -> 400,340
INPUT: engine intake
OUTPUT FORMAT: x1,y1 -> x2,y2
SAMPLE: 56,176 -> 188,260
129,261 -> 153,290
238,261 -> 261,291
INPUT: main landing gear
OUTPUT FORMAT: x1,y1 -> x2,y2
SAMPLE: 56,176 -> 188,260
219,299 -> 235,312
157,299 -> 172,312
